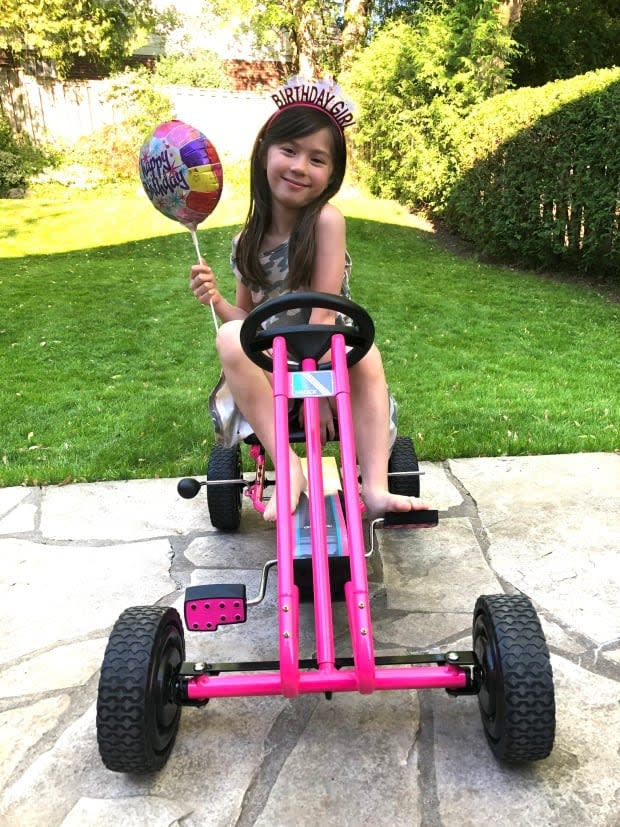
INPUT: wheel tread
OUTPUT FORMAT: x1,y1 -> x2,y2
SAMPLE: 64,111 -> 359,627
474,593 -> 555,762
207,445 -> 243,530
96,606 -> 184,773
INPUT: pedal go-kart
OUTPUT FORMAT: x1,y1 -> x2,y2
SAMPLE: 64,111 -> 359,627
96,292 -> 556,773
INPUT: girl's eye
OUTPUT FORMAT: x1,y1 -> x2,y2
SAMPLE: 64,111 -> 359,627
281,146 -> 295,155
312,157 -> 327,165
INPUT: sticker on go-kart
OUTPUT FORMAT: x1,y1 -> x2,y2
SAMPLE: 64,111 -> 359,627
289,370 -> 335,398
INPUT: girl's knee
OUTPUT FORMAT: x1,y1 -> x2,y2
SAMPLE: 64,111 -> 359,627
353,344 -> 385,381
215,320 -> 244,364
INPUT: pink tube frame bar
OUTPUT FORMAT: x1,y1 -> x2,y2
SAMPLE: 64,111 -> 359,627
185,333 -> 468,701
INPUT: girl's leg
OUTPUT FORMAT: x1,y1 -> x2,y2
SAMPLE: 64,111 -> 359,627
215,321 -> 306,521
349,345 -> 428,519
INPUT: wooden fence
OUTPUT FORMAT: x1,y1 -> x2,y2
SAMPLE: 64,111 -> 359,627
0,68 -> 274,158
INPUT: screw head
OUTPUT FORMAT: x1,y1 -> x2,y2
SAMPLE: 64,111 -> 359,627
446,652 -> 459,663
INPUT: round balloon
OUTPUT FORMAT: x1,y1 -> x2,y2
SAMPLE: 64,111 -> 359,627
139,120 -> 223,231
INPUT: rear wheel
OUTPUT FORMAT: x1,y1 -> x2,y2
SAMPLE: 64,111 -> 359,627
207,444 -> 243,530
388,436 -> 420,498
97,606 -> 185,773
473,593 -> 555,762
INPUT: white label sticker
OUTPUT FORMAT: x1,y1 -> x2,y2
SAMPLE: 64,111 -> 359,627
289,371 -> 335,398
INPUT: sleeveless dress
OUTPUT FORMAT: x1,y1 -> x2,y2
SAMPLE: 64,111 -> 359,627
208,239 -> 397,447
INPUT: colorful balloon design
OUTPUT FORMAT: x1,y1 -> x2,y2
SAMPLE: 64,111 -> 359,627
139,120 -> 223,231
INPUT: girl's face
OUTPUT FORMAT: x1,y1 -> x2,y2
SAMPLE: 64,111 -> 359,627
264,127 -> 335,211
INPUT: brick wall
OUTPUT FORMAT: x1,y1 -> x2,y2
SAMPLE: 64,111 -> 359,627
224,59 -> 290,91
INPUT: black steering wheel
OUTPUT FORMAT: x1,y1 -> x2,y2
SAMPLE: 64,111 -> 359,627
240,291 -> 375,372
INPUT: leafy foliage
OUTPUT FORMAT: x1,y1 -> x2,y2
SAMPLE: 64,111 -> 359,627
0,115 -> 59,196
153,49 -> 232,89
68,68 -> 173,181
345,2 -> 516,209
0,0 -> 167,78
444,68 -> 620,279
510,0 -> 620,87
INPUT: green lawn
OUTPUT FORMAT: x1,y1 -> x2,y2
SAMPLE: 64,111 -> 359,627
0,179 -> 618,486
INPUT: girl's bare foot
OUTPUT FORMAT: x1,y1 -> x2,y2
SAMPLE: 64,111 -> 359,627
361,487 -> 429,521
264,453 -> 307,521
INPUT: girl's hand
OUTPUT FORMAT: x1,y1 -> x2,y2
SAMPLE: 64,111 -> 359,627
190,260 -> 221,307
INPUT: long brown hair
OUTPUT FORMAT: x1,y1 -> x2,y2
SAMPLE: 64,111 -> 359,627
235,106 -> 347,291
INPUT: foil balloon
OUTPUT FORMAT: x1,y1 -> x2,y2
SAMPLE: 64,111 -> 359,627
139,120 -> 223,231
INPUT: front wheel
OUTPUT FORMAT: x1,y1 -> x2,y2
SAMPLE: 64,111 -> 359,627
97,606 -> 185,773
473,593 -> 555,762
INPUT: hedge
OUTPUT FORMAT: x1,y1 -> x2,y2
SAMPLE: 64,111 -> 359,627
443,68 -> 620,279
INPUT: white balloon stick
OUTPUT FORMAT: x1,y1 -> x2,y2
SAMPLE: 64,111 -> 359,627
190,228 -> 219,332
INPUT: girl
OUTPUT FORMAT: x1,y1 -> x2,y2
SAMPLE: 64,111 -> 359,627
190,97 -> 428,522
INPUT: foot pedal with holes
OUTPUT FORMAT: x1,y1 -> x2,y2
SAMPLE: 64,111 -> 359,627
382,509 -> 439,528
184,584 -> 247,632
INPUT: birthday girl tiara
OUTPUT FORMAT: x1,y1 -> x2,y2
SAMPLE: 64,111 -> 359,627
270,75 -> 355,131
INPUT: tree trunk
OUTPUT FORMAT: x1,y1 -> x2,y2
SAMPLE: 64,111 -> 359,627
499,0 -> 523,28
341,0 -> 372,68
293,1 -> 325,78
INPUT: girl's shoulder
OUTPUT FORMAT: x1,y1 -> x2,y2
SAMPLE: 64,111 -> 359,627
317,202 -> 345,228
316,202 -> 346,242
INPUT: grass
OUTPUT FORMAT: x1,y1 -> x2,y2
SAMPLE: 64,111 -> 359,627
0,175 -> 618,486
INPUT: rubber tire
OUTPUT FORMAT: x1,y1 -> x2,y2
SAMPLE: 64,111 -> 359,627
207,444 -> 243,531
97,606 -> 185,773
473,593 -> 555,762
388,436 -> 420,498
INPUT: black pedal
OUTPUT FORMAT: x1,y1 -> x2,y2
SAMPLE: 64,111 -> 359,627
382,509 -> 439,528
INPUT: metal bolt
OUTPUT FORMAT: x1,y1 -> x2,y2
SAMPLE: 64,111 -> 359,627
358,602 -> 365,609
282,605 -> 289,612
446,652 -> 459,663
283,631 -> 290,638
194,662 -> 206,672
361,628 -> 367,635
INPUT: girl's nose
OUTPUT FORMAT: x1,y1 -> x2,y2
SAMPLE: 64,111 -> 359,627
290,154 -> 308,174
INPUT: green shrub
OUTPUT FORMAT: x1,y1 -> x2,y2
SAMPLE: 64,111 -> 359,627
0,149 -> 26,195
154,49 -> 232,89
444,68 -> 620,279
345,5 -> 516,212
0,115 -> 60,196
69,68 -> 174,182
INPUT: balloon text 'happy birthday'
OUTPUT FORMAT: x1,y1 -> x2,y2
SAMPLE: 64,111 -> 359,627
140,148 -> 189,199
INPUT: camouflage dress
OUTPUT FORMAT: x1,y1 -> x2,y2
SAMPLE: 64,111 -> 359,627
208,238 -> 397,447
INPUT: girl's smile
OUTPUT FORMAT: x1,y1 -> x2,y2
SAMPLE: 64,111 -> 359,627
266,128 -> 334,209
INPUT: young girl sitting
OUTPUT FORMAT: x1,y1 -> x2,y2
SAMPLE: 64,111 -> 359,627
190,79 -> 428,522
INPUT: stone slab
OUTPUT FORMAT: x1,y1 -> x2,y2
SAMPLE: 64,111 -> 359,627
0,455 -> 618,827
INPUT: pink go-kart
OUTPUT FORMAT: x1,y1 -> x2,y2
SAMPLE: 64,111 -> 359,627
96,292 -> 555,773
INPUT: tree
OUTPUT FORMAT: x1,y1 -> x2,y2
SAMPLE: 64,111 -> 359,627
344,1 -> 519,209
510,0 -> 620,87
0,0 -> 170,78
209,0 -> 406,77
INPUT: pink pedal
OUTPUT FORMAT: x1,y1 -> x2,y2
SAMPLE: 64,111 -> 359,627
184,584 -> 247,632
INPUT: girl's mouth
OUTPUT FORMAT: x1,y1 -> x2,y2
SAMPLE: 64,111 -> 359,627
282,176 -> 308,189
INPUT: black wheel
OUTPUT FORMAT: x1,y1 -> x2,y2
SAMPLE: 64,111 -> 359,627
473,593 -> 555,762
240,290 -> 375,371
97,606 -> 185,773
207,444 -> 243,531
388,436 -> 420,498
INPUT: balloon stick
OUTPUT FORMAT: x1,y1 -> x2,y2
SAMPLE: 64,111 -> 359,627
190,228 -> 219,332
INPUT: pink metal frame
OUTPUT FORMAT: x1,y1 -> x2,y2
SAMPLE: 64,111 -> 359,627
186,332 -> 467,700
